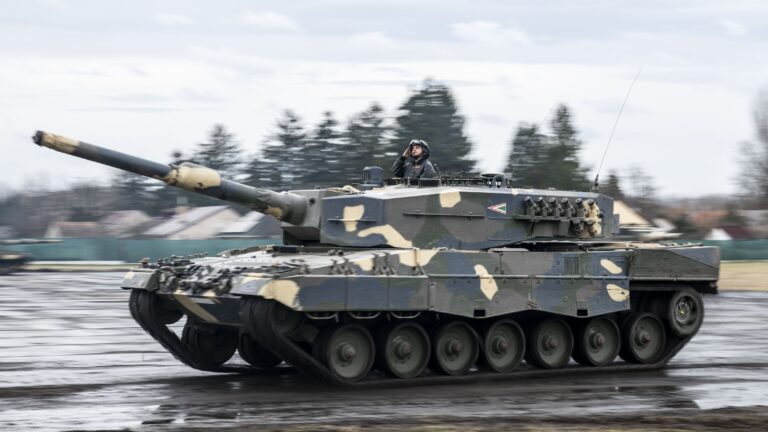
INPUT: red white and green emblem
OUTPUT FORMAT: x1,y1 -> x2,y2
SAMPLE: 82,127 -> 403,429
487,202 -> 507,215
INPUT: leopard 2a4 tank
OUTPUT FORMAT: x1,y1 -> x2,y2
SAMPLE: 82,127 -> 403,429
32,130 -> 719,385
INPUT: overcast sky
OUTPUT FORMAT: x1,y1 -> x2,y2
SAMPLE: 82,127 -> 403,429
2,0 -> 767,197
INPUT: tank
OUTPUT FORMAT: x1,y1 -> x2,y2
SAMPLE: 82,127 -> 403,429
32,131 -> 720,385
0,239 -> 61,275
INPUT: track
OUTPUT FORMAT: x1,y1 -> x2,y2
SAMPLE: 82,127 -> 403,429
129,290 -> 264,375
239,296 -> 694,388
131,285 -> 700,387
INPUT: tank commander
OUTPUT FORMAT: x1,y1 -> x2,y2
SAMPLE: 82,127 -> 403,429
391,139 -> 436,179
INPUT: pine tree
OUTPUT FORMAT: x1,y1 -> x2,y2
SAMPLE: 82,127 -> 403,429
245,110 -> 307,190
544,105 -> 592,190
110,171 -> 155,212
739,91 -> 768,207
345,103 -> 389,179
191,124 -> 242,180
302,111 -> 349,188
602,170 -> 625,200
504,105 -> 592,191
504,123 -> 546,187
389,80 -> 476,174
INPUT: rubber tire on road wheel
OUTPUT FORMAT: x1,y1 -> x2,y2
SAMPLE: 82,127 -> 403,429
238,332 -> 282,368
619,312 -> 667,364
181,323 -> 238,366
430,321 -> 480,376
571,317 -> 621,366
526,318 -> 573,369
666,289 -> 704,337
132,290 -> 183,325
314,324 -> 375,382
378,322 -> 431,379
480,319 -> 525,373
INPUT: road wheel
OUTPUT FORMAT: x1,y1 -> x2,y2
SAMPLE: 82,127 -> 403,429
572,317 -> 620,366
526,318 -> 573,369
378,322 -> 431,379
315,324 -> 375,382
666,289 -> 704,337
182,323 -> 238,366
238,332 -> 282,368
481,319 -> 525,373
430,321 -> 479,376
619,313 -> 667,364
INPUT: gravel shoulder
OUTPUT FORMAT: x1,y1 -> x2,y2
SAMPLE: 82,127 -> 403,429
719,261 -> 768,291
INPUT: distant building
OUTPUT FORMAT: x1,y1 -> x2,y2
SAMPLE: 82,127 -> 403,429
216,211 -> 282,239
737,210 -> 768,239
690,209 -> 768,240
690,210 -> 729,231
141,206 -> 241,240
613,201 -> 680,241
45,221 -> 106,238
98,210 -> 153,238
704,226 -> 755,241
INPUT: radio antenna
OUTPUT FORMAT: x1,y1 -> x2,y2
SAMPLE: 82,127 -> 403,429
592,67 -> 643,192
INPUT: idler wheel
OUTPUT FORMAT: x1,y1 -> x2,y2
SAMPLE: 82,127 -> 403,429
271,302 -> 304,335
430,321 -> 479,376
666,289 -> 704,337
238,332 -> 282,368
526,318 -> 573,369
378,322 -> 431,379
480,319 -> 525,373
619,312 -> 667,364
315,324 -> 375,382
572,317 -> 621,366
181,323 -> 238,366
130,289 -> 183,325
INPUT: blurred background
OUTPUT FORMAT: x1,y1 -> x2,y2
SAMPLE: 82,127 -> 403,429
1,0 -> 767,266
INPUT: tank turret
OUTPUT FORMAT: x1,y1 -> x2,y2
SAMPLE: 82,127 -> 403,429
33,131 -> 617,249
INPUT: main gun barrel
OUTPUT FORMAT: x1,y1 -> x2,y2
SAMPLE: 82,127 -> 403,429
32,131 -> 307,225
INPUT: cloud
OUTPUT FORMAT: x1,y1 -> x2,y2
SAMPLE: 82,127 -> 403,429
349,31 -> 397,49
719,19 -> 748,37
240,11 -> 301,32
154,13 -> 192,25
451,20 -> 531,45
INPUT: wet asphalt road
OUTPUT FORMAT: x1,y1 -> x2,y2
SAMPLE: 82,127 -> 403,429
1,273 -> 767,431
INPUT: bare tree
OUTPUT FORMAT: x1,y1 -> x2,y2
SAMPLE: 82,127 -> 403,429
739,90 -> 768,207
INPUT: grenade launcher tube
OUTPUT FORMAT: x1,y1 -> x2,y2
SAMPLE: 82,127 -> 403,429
32,131 -> 307,225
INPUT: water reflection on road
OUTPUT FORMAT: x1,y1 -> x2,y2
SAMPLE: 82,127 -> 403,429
1,273 -> 767,430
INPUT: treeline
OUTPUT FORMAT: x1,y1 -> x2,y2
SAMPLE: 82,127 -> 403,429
113,79 -> 599,215
0,79 -> 644,236
5,78 -> 767,237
